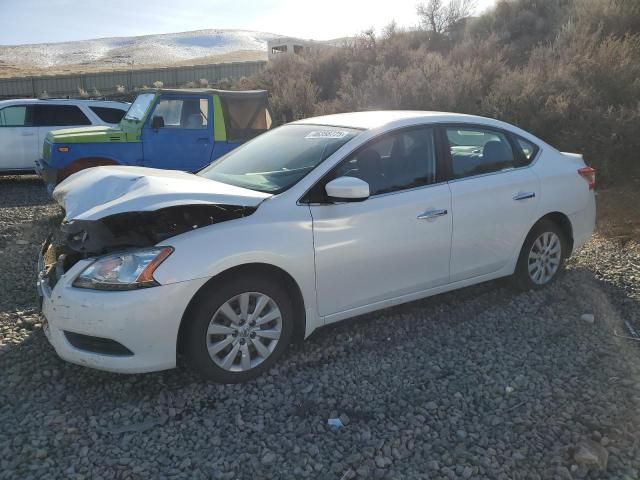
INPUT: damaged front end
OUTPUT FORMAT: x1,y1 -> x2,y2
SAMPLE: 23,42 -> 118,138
61,204 -> 255,254
39,204 -> 256,291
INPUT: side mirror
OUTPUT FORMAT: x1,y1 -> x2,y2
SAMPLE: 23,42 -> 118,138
151,115 -> 165,130
325,176 -> 370,202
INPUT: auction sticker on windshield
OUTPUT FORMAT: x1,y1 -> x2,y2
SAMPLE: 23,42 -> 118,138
305,130 -> 350,139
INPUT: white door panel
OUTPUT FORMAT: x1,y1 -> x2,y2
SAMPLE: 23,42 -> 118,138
311,184 -> 452,317
0,127 -> 38,170
448,168 -> 539,282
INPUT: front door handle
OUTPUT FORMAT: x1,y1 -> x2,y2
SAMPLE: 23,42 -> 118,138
513,192 -> 536,201
417,209 -> 448,220
21,132 -> 35,137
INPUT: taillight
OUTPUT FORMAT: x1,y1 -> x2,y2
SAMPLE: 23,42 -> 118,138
578,167 -> 596,190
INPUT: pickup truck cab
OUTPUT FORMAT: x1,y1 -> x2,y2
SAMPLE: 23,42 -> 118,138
37,88 -> 271,193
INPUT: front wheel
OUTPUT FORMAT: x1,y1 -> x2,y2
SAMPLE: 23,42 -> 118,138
513,220 -> 567,290
183,275 -> 293,383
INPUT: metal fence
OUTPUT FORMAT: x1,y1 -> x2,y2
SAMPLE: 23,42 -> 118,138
0,61 -> 267,99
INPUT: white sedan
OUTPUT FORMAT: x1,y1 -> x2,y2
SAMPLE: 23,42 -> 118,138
37,111 -> 596,382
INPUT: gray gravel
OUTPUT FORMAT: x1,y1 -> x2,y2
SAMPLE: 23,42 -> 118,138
1,176 -> 640,480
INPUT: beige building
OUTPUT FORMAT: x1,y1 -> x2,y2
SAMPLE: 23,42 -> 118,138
267,37 -> 342,60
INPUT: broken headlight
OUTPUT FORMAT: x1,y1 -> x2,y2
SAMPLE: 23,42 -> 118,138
73,247 -> 173,290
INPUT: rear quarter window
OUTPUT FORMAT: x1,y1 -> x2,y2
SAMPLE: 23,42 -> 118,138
514,136 -> 539,165
90,106 -> 126,124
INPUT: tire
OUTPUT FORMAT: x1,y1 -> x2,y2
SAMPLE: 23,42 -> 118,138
513,219 -> 567,291
183,274 -> 294,383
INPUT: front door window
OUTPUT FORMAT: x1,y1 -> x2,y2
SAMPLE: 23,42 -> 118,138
0,105 -> 32,126
333,127 -> 437,195
152,98 -> 208,129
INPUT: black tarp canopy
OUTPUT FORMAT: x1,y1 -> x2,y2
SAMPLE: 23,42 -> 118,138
217,90 -> 271,142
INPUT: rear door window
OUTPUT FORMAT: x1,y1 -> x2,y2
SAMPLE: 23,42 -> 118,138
446,127 -> 516,179
514,136 -> 539,165
34,105 -> 92,127
89,106 -> 126,124
0,105 -> 33,127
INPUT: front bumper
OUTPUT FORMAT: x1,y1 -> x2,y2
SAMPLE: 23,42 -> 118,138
37,242 -> 208,374
35,158 -> 57,195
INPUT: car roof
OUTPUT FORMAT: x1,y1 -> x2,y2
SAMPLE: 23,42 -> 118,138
293,110 -> 515,130
292,110 -> 554,151
0,98 -> 129,108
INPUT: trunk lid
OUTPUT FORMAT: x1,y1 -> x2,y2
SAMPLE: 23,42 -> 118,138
561,151 -> 587,166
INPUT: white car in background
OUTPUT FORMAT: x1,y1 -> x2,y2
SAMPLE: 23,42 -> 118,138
0,98 -> 129,174
37,111 -> 596,383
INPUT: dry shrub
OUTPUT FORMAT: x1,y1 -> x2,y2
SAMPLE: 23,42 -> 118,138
260,56 -> 319,123
245,0 -> 640,183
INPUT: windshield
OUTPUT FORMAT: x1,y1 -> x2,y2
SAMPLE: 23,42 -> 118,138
198,124 -> 360,193
124,93 -> 155,121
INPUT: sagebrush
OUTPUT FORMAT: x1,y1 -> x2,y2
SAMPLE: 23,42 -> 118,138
236,0 -> 640,183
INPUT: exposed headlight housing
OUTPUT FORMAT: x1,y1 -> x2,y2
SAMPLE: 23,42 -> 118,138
73,247 -> 173,291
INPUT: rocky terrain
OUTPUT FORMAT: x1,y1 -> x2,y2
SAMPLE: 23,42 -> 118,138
1,176 -> 639,479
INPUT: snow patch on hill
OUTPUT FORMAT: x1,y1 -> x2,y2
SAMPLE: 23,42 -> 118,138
0,30 -> 277,69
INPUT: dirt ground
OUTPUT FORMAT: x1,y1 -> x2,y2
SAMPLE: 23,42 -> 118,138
596,182 -> 640,249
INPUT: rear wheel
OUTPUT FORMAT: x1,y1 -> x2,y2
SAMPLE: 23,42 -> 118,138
514,220 -> 567,290
183,275 -> 293,383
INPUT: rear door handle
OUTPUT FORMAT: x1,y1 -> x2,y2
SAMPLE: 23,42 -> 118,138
417,209 -> 448,220
513,192 -> 536,201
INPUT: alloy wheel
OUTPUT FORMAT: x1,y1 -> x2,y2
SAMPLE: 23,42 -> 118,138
527,231 -> 562,285
206,292 -> 282,372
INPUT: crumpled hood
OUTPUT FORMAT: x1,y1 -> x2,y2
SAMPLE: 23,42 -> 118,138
53,165 -> 271,221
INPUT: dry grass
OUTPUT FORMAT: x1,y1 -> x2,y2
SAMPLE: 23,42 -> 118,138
596,182 -> 640,250
0,50 -> 267,79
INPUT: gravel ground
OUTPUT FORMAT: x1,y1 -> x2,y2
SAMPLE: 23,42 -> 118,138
1,176 -> 639,480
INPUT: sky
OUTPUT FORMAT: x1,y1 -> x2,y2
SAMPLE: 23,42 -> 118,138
0,0 -> 498,46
